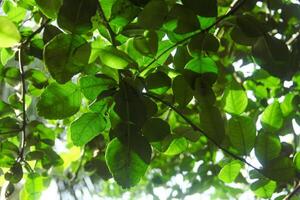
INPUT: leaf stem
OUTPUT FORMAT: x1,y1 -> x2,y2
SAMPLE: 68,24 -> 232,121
143,92 -> 261,172
97,2 -> 117,46
139,0 -> 246,74
284,182 -> 300,200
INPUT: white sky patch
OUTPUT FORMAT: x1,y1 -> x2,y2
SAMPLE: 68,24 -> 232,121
162,34 -> 169,41
256,1 -> 263,7
23,19 -> 37,28
233,59 -> 260,78
232,59 -> 243,71
215,151 -> 224,163
267,98 -> 275,104
292,119 -> 300,135
40,180 -> 59,200
274,33 -> 283,40
184,188 -> 214,200
278,96 -> 285,103
256,114 -> 262,131
280,134 -> 294,144
283,81 -> 293,88
193,160 -> 203,172
239,63 -> 257,77
248,150 -> 262,169
226,113 -> 232,120
247,90 -> 257,102
153,187 -> 172,200
171,49 -> 177,56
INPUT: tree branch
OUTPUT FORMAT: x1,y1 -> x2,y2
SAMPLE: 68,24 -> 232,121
22,19 -> 51,46
143,92 -> 261,172
16,18 -> 50,163
284,182 -> 300,200
139,0 -> 246,74
16,47 -> 26,162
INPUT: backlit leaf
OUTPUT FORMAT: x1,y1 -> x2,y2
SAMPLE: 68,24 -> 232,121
71,112 -> 106,146
37,82 -> 81,119
0,16 -> 20,47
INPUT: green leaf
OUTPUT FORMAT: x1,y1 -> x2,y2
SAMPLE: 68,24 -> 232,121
0,100 -> 15,118
252,35 -> 290,78
37,82 -> 81,119
105,134 -> 151,188
222,81 -> 248,115
21,173 -> 48,200
261,101 -> 284,132
2,0 -> 27,23
146,71 -> 171,95
185,56 -> 218,74
137,0 -> 168,30
174,46 -> 192,71
182,0 -> 218,17
108,0 -> 140,30
5,162 -> 23,183
165,4 -> 200,34
293,152 -> 300,172
114,81 -> 147,127
0,16 -> 21,48
172,75 -> 193,107
188,33 -> 219,56
0,141 -> 18,168
25,69 -> 48,89
0,117 -> 20,137
262,157 -> 295,182
142,118 -> 170,142
71,112 -> 106,146
44,34 -> 91,83
1,48 -> 14,65
199,105 -> 225,144
164,137 -> 188,156
133,31 -> 158,57
79,74 -> 116,100
280,93 -> 295,117
236,14 -> 265,37
43,25 -> 63,44
227,116 -> 256,155
218,161 -> 242,183
98,46 -> 136,69
35,0 -> 62,19
41,148 -> 64,169
255,132 -> 281,165
230,26 -> 257,46
250,180 -> 277,199
57,0 -> 98,33
25,151 -> 44,161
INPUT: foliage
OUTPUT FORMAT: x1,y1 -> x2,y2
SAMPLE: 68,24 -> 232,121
0,0 -> 300,199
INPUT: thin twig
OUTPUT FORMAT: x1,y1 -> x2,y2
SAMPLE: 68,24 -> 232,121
22,19 -> 51,46
16,47 -> 26,162
97,2 -> 117,46
143,92 -> 261,172
139,0 -> 246,74
284,182 -> 300,200
16,18 -> 50,163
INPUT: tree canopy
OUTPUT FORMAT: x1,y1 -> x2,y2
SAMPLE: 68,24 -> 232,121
0,0 -> 300,199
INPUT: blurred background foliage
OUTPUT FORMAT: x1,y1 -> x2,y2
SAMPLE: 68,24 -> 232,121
0,0 -> 300,199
